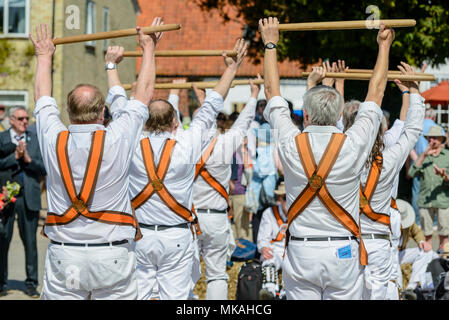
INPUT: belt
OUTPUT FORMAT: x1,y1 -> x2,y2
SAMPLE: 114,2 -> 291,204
138,222 -> 190,231
361,233 -> 391,241
290,236 -> 357,241
196,208 -> 227,214
50,239 -> 128,247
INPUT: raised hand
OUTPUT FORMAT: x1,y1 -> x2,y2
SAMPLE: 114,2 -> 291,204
434,165 -> 449,182
249,73 -> 262,98
137,16 -> 164,51
105,46 -> 124,65
192,83 -> 206,106
170,78 -> 187,96
377,23 -> 395,47
394,61 -> 419,93
259,17 -> 279,46
29,24 -> 55,58
307,66 -> 326,89
223,38 -> 248,70
322,61 -> 336,87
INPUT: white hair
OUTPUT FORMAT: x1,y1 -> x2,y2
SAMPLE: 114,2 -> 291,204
425,108 -> 436,120
303,85 -> 343,126
9,106 -> 28,117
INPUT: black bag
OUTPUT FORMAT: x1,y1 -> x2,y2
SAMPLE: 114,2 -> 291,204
259,184 -> 276,209
236,259 -> 262,300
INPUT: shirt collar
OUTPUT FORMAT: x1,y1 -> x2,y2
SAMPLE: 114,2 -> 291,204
147,130 -> 174,139
303,125 -> 343,134
68,124 -> 105,133
10,128 -> 26,140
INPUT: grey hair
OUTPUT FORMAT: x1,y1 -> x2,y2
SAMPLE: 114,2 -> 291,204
425,108 -> 436,119
9,106 -> 28,117
342,100 -> 361,131
303,85 -> 343,126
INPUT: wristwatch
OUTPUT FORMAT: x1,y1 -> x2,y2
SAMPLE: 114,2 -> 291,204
264,42 -> 277,50
105,62 -> 117,70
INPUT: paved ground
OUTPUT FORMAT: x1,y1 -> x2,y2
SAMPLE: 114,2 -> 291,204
0,212 -> 441,300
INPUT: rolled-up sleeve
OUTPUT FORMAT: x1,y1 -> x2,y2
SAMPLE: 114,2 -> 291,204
33,96 -> 67,150
107,85 -> 128,120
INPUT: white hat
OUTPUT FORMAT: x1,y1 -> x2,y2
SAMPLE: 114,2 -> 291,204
396,199 -> 415,229
274,181 -> 286,196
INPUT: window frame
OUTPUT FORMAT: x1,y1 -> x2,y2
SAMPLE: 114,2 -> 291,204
0,0 -> 30,38
102,6 -> 109,52
85,0 -> 96,48
0,90 -> 29,110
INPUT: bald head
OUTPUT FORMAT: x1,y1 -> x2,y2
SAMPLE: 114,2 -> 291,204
67,84 -> 105,123
147,99 -> 176,133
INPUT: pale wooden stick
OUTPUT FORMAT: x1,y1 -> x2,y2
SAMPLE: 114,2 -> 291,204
53,24 -> 181,45
123,50 -> 238,57
346,69 -> 434,78
278,19 -> 416,31
122,72 -> 434,90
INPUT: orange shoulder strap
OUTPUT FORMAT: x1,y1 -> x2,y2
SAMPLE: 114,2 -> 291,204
270,205 -> 287,243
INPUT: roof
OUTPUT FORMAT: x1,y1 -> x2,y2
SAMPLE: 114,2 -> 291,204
421,81 -> 449,106
136,0 -> 305,78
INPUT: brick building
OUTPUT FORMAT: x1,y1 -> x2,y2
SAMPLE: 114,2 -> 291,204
136,0 -> 308,116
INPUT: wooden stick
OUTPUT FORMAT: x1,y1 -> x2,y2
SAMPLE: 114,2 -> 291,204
346,69 -> 435,78
53,24 -> 181,45
123,50 -> 238,57
278,19 -> 416,31
122,72 -> 434,90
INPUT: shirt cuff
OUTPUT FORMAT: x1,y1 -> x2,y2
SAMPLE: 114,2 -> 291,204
410,93 -> 425,106
126,98 -> 149,120
358,101 -> 383,122
106,85 -> 127,104
263,96 -> 288,121
34,96 -> 59,117
204,90 -> 224,112
392,119 -> 404,128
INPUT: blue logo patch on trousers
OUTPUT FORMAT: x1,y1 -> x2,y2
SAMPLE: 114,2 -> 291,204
337,245 -> 352,259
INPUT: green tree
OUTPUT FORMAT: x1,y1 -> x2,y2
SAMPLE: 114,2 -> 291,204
194,0 -> 449,114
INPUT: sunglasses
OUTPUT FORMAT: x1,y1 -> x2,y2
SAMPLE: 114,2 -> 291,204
15,116 -> 29,121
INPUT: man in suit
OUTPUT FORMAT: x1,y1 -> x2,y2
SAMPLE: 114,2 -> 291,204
0,106 -> 46,298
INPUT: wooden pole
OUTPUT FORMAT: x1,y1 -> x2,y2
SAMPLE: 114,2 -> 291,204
53,24 -> 181,45
278,19 -> 416,31
123,50 -> 238,57
122,72 -> 434,90
345,69 -> 435,79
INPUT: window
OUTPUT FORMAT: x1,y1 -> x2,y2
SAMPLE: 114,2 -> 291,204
0,90 -> 28,110
0,0 -> 29,37
85,0 -> 96,47
102,7 -> 109,50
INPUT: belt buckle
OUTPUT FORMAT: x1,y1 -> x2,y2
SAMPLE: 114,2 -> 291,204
151,179 -> 163,191
360,194 -> 368,208
308,174 -> 324,191
72,199 -> 87,213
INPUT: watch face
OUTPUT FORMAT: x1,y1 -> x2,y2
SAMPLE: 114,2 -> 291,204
106,63 -> 116,69
266,43 -> 275,49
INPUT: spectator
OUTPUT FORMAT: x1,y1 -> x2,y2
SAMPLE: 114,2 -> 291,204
0,105 -> 10,132
411,108 -> 442,221
395,199 -> 439,300
409,125 -> 449,252
0,106 -> 46,298
216,112 -> 228,134
230,137 -> 252,241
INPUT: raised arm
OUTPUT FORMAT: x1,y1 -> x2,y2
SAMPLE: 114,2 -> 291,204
334,60 -> 348,104
105,46 -> 125,89
307,67 -> 326,90
134,17 -> 164,105
365,23 -> 395,106
30,24 -> 55,102
214,38 -> 248,99
168,78 -> 187,126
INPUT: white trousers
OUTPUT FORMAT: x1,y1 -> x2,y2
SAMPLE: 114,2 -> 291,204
362,238 -> 393,300
385,244 -> 401,300
398,247 -> 438,290
197,212 -> 231,300
135,227 -> 194,300
282,239 -> 364,300
41,241 -> 137,300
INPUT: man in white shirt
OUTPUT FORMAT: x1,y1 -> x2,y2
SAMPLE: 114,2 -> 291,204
30,20 -> 159,299
118,39 -> 248,300
259,17 -> 394,299
192,72 -> 257,300
344,62 -> 425,300
257,181 -> 288,300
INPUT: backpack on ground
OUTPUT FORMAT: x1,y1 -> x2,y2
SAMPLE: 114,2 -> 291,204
236,259 -> 262,300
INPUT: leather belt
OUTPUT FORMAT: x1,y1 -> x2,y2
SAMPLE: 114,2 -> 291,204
50,239 -> 128,247
138,222 -> 190,231
361,233 -> 391,241
290,236 -> 357,241
196,208 -> 227,214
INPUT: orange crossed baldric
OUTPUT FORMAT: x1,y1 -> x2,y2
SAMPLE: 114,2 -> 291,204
287,132 -> 368,265
359,155 -> 391,229
270,205 -> 287,244
45,130 -> 138,229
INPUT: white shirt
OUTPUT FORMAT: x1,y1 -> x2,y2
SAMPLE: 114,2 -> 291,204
34,89 -> 148,243
9,128 -> 27,145
360,94 -> 424,234
383,119 -> 405,200
168,93 -> 181,125
192,97 -> 256,210
127,91 -> 224,226
247,120 -> 260,164
257,204 -> 287,252
264,96 -> 383,237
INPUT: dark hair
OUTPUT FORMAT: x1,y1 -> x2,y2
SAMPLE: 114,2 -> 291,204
217,112 -> 228,121
256,99 -> 267,110
229,111 -> 239,122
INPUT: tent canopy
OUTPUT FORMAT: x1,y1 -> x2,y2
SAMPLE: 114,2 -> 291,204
421,81 -> 449,106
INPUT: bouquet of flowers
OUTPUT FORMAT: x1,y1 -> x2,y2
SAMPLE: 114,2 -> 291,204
0,181 -> 20,212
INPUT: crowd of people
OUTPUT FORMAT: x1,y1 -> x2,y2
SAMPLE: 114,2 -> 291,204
0,16 -> 448,301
